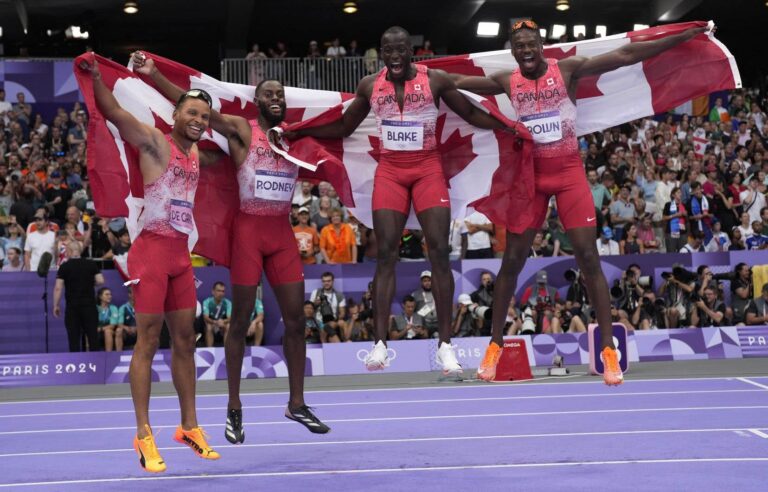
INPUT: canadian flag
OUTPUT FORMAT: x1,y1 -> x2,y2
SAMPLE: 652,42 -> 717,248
75,21 -> 739,264
693,128 -> 709,158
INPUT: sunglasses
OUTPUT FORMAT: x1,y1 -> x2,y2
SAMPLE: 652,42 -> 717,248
177,89 -> 213,107
511,19 -> 538,32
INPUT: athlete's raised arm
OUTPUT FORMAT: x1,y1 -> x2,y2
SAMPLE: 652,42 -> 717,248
432,69 -> 509,130
131,52 -> 252,151
561,26 -> 708,81
81,56 -> 163,156
452,73 -> 507,96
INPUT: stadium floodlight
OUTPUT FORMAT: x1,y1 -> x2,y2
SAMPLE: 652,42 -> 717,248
477,22 -> 500,37
65,26 -> 89,39
551,24 -> 566,40
556,0 -> 570,11
595,25 -> 607,37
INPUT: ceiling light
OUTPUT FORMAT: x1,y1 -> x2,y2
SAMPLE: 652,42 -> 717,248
342,2 -> 357,14
124,2 -> 138,14
595,25 -> 607,37
477,21 -> 500,37
555,0 -> 570,11
573,25 -> 586,37
634,24 -> 650,31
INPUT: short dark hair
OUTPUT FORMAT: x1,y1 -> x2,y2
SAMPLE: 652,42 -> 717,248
321,272 -> 334,280
254,79 -> 283,97
212,281 -> 226,290
382,26 -> 411,44
690,181 -> 701,190
402,294 -> 416,304
304,300 -> 314,307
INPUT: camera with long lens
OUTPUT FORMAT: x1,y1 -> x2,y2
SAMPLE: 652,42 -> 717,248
520,306 -> 536,334
661,265 -> 698,284
471,305 -> 493,321
564,268 -> 580,283
318,296 -> 336,323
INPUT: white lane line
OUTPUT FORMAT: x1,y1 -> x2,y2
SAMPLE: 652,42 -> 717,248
0,376 -> 755,406
748,429 -> 768,439
2,389 -> 762,419
2,457 -> 768,488
2,405 -> 767,436
737,377 -> 768,391
0,427 -> 761,459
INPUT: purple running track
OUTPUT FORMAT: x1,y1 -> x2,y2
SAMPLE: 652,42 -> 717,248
0,376 -> 767,491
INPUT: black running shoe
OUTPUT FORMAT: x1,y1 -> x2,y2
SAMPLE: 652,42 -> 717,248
285,405 -> 331,434
225,408 -> 245,444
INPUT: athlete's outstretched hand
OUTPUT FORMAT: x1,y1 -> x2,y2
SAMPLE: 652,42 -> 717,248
78,53 -> 99,76
680,26 -> 708,41
131,51 -> 155,75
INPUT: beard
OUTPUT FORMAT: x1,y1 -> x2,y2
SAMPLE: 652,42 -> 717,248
258,101 -> 285,126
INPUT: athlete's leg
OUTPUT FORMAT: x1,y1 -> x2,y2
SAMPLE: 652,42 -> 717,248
416,206 -> 453,344
226,284 -> 258,411
130,312 -> 165,438
372,209 -> 408,342
272,281 -> 307,409
489,229 -> 538,346
165,308 -> 199,430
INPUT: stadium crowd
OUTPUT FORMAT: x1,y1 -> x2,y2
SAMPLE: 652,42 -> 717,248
1,62 -> 767,351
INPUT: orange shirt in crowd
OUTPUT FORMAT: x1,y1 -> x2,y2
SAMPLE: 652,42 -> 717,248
293,224 -> 320,264
320,223 -> 356,263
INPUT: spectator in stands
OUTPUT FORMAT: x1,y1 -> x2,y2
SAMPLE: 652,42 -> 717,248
111,229 -> 132,256
67,112 -> 87,148
23,209 -> 56,271
596,226 -> 619,256
705,220 -> 731,252
293,207 -> 320,264
347,40 -> 361,57
746,220 -> 768,250
389,295 -> 428,340
452,293 -> 476,337
116,287 -> 137,351
745,284 -> 768,326
310,272 -> 346,338
729,227 -> 746,250
741,176 -> 766,225
96,287 -> 119,351
248,296 -> 264,346
662,187 -> 687,253
293,181 -> 317,210
269,41 -> 288,58
53,241 -> 103,352
13,92 -> 32,125
303,301 -> 324,344
0,89 -> 12,121
610,184 -> 636,240
1,216 -> 25,256
686,181 -> 711,237
619,223 -> 643,254
320,208 -> 356,263
312,195 -> 332,231
588,167 -> 612,210
326,38 -> 346,58
736,211 -> 754,239
462,211 -> 494,259
1,246 -> 23,271
43,170 -> 70,225
411,270 -> 437,336
680,230 -> 705,253
202,282 -> 232,347
415,40 -> 434,56
528,230 -> 552,257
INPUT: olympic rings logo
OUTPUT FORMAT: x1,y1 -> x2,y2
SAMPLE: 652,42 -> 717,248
356,348 -> 397,362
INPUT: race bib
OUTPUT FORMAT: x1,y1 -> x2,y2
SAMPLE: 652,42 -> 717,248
382,120 -> 424,151
254,170 -> 295,202
169,199 -> 194,234
520,110 -> 563,144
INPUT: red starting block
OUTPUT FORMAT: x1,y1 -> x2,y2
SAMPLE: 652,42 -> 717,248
492,338 -> 533,382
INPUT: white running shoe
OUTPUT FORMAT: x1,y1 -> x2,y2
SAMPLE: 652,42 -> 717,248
436,341 -> 463,375
364,340 -> 390,371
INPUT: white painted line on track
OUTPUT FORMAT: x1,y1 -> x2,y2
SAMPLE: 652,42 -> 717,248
0,376 -> 760,406
737,377 -> 768,391
2,405 -> 767,436
2,457 -> 768,488
748,429 -> 768,439
1,427 -> 764,459
2,388 -> 763,419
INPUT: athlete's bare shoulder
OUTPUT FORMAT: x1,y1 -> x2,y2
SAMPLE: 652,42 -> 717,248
490,71 -> 513,94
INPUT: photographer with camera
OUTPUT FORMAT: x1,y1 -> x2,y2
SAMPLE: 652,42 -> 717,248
691,286 -> 726,327
389,295 -> 428,340
452,294 -> 478,337
341,301 -> 371,342
631,290 -> 666,330
659,265 -> 697,328
310,271 -> 347,339
470,271 -> 494,333
520,270 -> 560,334
729,263 -> 753,325
564,268 -> 590,333
412,271 -> 438,336
745,284 -> 768,326
612,268 -> 646,328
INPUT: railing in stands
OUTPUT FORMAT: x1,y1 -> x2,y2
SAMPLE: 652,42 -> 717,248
220,56 -> 446,92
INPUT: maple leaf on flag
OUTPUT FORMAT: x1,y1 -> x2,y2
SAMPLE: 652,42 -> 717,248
544,46 -> 603,99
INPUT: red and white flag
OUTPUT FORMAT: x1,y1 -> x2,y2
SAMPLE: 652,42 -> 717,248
693,128 -> 709,158
75,21 -> 739,264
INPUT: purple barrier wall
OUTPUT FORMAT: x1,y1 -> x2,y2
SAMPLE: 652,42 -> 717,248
1,326 -> 765,388
2,251 -> 768,354
1,60 -> 83,121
